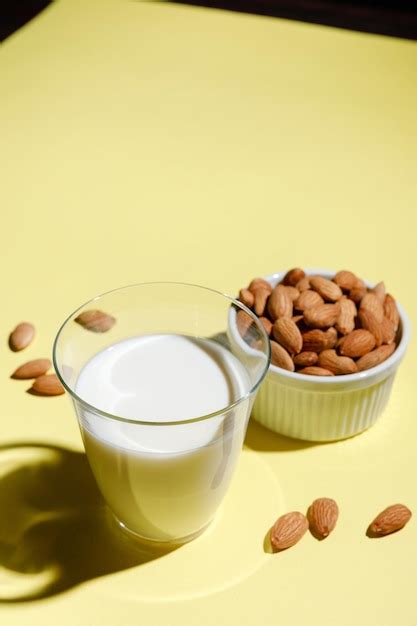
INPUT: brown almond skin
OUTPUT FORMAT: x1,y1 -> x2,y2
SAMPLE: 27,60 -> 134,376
318,350 -> 358,375
381,317 -> 396,345
252,287 -> 270,316
272,318 -> 303,355
324,327 -> 338,350
248,278 -> 272,294
307,498 -> 339,539
333,270 -> 358,292
356,343 -> 396,371
303,304 -> 340,329
268,285 -> 293,321
75,310 -> 116,333
270,341 -> 294,371
358,308 -> 384,347
360,293 -> 384,323
282,268 -> 305,287
371,281 -> 386,303
12,358 -> 51,380
296,277 -> 310,292
270,511 -> 309,552
298,366 -> 334,376
339,329 -> 376,358
259,316 -> 272,336
336,296 -> 357,335
239,288 -> 254,308
285,286 -> 300,302
302,329 -> 328,352
349,281 -> 367,304
310,276 -> 343,302
30,374 -> 65,396
294,290 -> 324,312
9,322 -> 35,351
368,504 -> 412,537
384,294 -> 400,331
293,351 -> 318,367
236,310 -> 254,337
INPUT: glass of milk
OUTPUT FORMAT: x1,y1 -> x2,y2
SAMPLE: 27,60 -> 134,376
53,283 -> 270,545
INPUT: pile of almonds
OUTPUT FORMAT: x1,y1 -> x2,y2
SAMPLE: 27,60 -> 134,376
270,500 -> 412,552
238,268 -> 401,375
8,310 -> 115,397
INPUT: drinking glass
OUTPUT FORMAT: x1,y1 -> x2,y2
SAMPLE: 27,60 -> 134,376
53,283 -> 270,544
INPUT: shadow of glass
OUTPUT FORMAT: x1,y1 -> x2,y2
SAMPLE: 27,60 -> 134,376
244,418 -> 321,453
0,1 -> 52,42
0,442 -> 178,602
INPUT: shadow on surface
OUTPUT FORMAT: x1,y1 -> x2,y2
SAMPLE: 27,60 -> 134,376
0,442 -> 178,602
244,418 -> 319,452
0,1 -> 52,42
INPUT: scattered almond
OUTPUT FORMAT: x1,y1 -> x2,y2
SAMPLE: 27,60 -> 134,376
30,374 -> 65,396
12,359 -> 51,380
270,341 -> 294,371
9,322 -> 35,351
298,366 -> 334,376
272,318 -> 303,355
303,303 -> 340,329
310,276 -> 342,302
368,504 -> 412,537
318,350 -> 358,375
356,343 -> 396,371
283,268 -> 305,287
339,329 -> 376,358
267,285 -> 293,321
307,498 -> 339,539
75,310 -> 116,333
270,512 -> 309,552
293,351 -> 318,367
294,290 -> 324,312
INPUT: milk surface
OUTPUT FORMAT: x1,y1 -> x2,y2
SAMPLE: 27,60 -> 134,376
75,334 -> 251,541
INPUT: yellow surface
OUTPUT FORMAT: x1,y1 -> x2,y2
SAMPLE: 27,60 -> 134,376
1,0 -> 417,623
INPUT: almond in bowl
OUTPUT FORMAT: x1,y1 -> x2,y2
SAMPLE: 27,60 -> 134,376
231,268 -> 410,441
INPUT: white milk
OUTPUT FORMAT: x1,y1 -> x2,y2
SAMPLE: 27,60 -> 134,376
75,334 -> 252,542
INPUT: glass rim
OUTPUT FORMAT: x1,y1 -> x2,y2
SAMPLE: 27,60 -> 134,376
52,281 -> 271,426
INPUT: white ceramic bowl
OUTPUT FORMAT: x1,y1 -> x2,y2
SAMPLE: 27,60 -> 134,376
234,269 -> 410,441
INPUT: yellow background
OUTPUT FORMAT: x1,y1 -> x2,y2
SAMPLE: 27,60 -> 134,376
1,0 -> 417,623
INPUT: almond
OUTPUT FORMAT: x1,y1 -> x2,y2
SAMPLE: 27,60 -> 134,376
368,504 -> 412,537
270,511 -> 309,552
335,296 -> 357,335
282,268 -> 305,287
294,290 -> 324,312
270,340 -> 294,371
30,374 -> 65,396
310,276 -> 343,302
248,278 -> 272,293
384,294 -> 400,332
296,277 -> 310,292
285,286 -> 300,302
268,285 -> 293,321
298,366 -> 334,376
293,351 -> 318,367
303,303 -> 340,329
259,316 -> 272,336
292,315 -> 304,324
252,286 -> 270,316
371,281 -> 386,303
302,329 -> 329,352
333,270 -> 358,292
381,317 -> 396,344
307,498 -> 339,539
349,281 -> 367,304
324,328 -> 337,350
239,288 -> 254,308
356,343 -> 396,371
236,310 -> 254,337
318,350 -> 358,375
272,318 -> 303,355
75,310 -> 116,333
12,358 -> 51,380
9,322 -> 35,351
358,308 -> 384,347
339,329 -> 376,358
360,293 -> 384,323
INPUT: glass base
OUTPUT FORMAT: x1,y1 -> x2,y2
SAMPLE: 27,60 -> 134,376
112,512 -> 214,548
